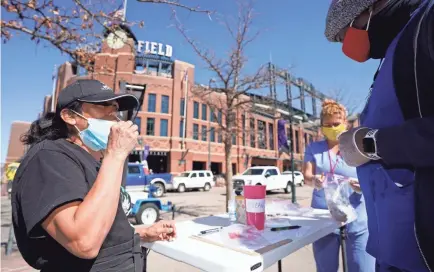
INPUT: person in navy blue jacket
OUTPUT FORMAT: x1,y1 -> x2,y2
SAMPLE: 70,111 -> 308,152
324,0 -> 434,271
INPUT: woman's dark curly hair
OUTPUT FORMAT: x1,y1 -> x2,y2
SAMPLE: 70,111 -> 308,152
21,101 -> 83,146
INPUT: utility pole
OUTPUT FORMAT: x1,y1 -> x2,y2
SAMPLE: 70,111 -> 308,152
285,71 -> 297,204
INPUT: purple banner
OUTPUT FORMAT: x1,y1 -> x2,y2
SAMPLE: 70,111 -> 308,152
278,120 -> 289,151
143,145 -> 150,160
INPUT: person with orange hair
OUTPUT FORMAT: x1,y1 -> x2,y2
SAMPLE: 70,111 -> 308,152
303,100 -> 374,272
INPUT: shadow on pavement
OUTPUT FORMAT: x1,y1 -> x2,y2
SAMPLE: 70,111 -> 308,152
174,204 -> 222,218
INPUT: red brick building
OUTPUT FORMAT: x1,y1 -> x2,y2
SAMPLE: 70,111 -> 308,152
6,29 -> 328,175
5,121 -> 31,164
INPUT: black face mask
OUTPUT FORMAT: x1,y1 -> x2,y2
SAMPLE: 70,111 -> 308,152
368,0 -> 422,59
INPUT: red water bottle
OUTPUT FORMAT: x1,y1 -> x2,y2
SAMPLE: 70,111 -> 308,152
243,185 -> 266,230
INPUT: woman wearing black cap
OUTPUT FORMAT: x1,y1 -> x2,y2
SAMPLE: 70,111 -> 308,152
11,79 -> 176,272
324,0 -> 434,271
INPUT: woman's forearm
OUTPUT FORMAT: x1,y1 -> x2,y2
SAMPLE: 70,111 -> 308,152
304,173 -> 315,186
135,225 -> 153,242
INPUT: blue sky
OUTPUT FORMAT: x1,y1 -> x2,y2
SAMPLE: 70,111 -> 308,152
1,0 -> 380,162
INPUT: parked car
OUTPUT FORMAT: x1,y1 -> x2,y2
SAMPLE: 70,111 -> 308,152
282,171 -> 305,186
172,170 -> 214,193
232,166 -> 293,193
126,163 -> 173,197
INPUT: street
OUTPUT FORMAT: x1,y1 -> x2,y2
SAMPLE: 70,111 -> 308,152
1,186 -> 341,272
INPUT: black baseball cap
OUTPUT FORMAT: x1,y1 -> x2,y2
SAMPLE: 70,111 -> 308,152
56,79 -> 139,111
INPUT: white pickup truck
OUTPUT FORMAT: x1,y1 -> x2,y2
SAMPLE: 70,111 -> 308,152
232,166 -> 293,193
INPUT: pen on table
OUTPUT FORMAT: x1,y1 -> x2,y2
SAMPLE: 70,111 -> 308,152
270,225 -> 301,231
199,227 -> 223,235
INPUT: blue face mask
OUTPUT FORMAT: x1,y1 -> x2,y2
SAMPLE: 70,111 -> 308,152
72,112 -> 116,151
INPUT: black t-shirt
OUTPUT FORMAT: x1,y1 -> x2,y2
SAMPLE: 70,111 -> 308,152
11,139 -> 134,271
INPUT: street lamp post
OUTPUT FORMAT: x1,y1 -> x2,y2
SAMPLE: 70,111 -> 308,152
285,72 -> 297,204
207,78 -> 216,171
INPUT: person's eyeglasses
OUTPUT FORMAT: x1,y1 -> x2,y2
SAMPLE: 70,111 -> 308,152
92,101 -> 118,107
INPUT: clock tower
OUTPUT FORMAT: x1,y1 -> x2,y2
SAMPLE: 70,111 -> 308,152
93,24 -> 138,93
106,29 -> 128,49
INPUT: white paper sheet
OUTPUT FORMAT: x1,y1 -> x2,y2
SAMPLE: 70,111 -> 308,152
195,223 -> 302,253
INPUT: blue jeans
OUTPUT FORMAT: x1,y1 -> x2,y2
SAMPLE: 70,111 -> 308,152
313,231 -> 375,272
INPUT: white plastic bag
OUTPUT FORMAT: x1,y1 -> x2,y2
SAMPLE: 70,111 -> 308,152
323,173 -> 357,223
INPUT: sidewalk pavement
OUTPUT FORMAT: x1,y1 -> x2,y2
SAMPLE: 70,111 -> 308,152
1,248 -> 37,272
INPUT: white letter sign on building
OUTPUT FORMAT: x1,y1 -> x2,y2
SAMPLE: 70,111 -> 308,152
137,40 -> 173,58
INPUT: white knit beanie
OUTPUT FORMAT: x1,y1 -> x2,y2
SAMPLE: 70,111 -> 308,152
325,0 -> 379,42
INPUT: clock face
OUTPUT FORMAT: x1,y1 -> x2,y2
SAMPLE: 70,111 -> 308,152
107,30 -> 127,49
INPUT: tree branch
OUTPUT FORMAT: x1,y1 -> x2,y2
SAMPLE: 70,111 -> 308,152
2,0 -> 211,70
138,0 -> 212,14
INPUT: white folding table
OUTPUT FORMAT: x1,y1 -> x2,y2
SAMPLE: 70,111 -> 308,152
142,209 -> 345,272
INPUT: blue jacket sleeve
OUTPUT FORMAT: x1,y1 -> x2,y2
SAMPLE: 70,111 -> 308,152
376,2 -> 434,168
377,116 -> 434,168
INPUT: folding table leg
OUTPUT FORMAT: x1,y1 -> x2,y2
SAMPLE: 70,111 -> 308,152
6,223 -> 15,256
339,226 -> 348,272
277,260 -> 282,272
142,247 -> 148,272
172,205 -> 176,220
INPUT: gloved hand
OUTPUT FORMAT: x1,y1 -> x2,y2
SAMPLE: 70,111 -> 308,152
312,174 -> 324,190
337,127 -> 371,167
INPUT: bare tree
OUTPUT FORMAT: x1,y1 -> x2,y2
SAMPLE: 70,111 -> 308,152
174,0 -> 269,210
328,88 -> 360,116
1,0 -> 211,70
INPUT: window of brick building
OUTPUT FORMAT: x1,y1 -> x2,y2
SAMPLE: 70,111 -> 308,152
134,117 -> 141,134
210,127 -> 215,142
161,95 -> 169,114
202,125 -> 207,141
258,120 -> 266,149
193,102 -> 199,119
295,130 -> 300,154
202,104 -> 207,121
193,124 -> 199,140
268,123 -> 274,150
250,118 -> 256,148
146,118 -> 155,135
160,119 -> 168,136
147,94 -> 156,112
287,127 -> 293,151
210,109 -> 215,122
